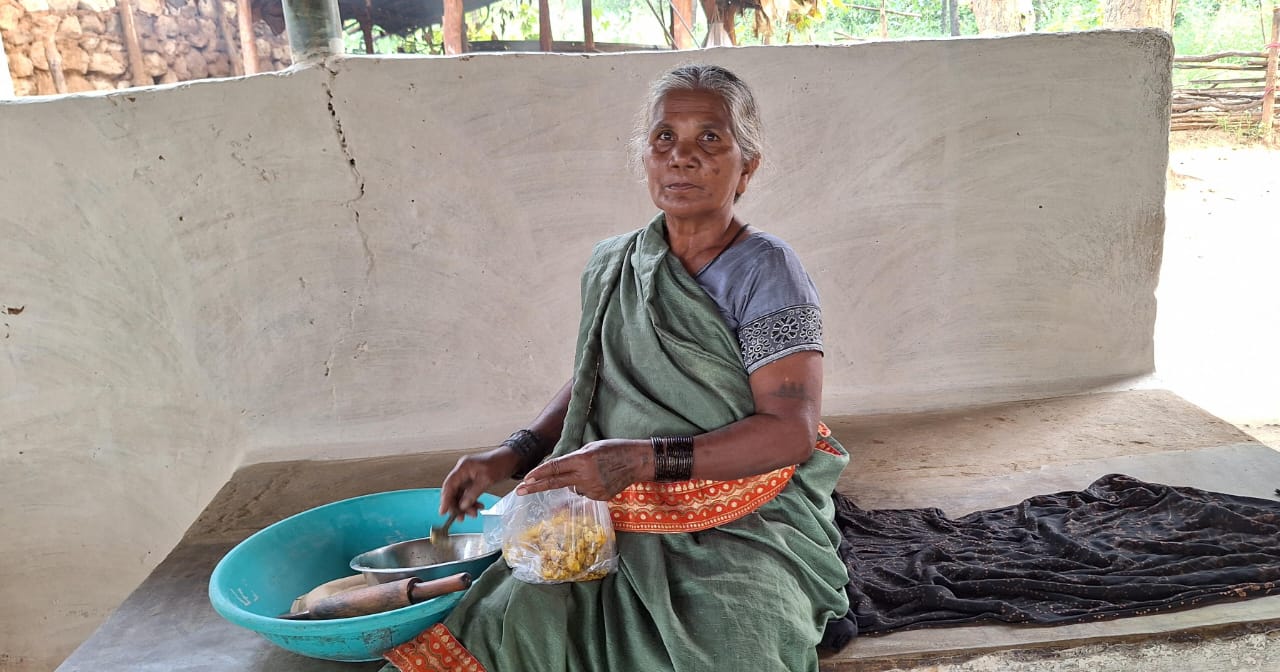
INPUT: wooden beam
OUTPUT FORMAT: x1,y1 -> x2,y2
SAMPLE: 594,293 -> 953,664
1174,50 -> 1267,62
1263,7 -> 1279,144
582,0 -> 594,51
538,0 -> 552,51
116,0 -> 150,86
443,0 -> 463,54
236,0 -> 259,74
672,0 -> 695,49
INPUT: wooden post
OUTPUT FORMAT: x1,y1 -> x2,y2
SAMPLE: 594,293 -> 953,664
237,0 -> 259,74
360,0 -> 375,53
214,0 -> 244,76
723,3 -> 737,45
538,0 -> 552,51
582,0 -> 594,51
1262,7 -> 1279,143
672,0 -> 695,49
443,0 -> 463,54
42,33 -> 67,93
116,0 -> 150,86
879,0 -> 887,37
949,0 -> 959,35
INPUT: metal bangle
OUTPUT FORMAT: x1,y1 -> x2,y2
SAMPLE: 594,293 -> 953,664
650,435 -> 694,482
503,429 -> 548,479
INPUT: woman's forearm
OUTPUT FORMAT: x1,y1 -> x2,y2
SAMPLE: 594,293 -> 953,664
687,410 -> 817,481
527,378 -> 573,449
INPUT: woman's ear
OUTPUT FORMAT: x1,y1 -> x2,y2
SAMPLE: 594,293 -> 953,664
737,156 -> 762,196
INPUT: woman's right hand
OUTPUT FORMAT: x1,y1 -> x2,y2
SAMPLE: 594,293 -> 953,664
438,446 -> 521,518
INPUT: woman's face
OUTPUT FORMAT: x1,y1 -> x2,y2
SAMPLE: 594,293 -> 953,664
643,89 -> 759,225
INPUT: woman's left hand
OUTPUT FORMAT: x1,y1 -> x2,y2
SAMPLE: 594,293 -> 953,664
516,439 -> 654,500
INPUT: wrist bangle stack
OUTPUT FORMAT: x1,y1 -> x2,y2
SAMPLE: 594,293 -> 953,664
503,429 -> 548,479
650,436 -> 694,482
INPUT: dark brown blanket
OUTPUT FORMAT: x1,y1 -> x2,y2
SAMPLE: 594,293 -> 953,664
820,473 -> 1280,647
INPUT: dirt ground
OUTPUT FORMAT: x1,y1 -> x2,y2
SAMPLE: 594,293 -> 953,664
1158,130 -> 1280,449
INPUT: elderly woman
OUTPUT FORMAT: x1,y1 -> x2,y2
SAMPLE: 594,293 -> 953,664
385,64 -> 850,672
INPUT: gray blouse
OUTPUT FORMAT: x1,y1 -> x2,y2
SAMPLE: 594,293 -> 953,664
693,230 -> 823,374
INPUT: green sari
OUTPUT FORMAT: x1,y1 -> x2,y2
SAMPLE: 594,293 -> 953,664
387,216 -> 850,672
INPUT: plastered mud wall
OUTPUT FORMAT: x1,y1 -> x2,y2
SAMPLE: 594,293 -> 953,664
0,31 -> 1170,669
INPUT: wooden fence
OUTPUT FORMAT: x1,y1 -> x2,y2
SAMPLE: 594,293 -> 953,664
1172,7 -> 1280,136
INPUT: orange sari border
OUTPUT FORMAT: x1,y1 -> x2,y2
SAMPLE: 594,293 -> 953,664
609,466 -> 795,533
607,423 -> 841,533
384,623 -> 487,672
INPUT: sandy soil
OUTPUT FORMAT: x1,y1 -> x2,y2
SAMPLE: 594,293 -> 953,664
1157,131 -> 1280,449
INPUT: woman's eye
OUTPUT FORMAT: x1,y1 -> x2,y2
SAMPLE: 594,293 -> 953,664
655,130 -> 674,142
701,131 -> 719,142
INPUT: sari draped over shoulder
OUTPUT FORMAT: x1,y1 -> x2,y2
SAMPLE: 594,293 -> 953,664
386,215 -> 850,672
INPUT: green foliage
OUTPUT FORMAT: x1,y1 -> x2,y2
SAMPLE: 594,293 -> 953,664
1174,0 -> 1268,55
344,0 -> 1277,61
1036,0 -> 1103,31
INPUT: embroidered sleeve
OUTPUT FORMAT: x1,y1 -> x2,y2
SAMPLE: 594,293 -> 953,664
738,304 -> 823,373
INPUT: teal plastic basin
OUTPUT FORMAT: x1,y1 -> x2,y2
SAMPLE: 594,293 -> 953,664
208,488 -> 499,662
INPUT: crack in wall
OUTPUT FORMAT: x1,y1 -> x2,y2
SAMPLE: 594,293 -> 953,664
322,61 -> 376,416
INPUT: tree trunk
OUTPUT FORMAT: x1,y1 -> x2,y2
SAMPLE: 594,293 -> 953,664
671,0 -> 695,48
443,0 -> 463,54
582,0 -> 594,50
538,0 -> 552,51
1102,0 -> 1175,31
968,0 -> 1033,33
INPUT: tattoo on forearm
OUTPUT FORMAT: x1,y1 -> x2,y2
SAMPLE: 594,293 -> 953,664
595,451 -> 637,494
772,381 -> 812,401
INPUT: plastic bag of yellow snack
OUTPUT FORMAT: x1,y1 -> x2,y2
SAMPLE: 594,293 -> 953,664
501,487 -> 618,584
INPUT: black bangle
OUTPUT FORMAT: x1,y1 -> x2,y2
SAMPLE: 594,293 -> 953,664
650,436 -> 694,482
503,429 -> 549,479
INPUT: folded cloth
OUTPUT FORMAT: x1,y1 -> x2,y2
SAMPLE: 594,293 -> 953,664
833,473 -> 1280,633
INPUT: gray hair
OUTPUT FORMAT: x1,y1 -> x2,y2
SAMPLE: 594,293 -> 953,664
629,64 -> 765,172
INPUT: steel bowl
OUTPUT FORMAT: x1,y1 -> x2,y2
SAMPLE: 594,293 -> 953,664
351,533 -> 502,585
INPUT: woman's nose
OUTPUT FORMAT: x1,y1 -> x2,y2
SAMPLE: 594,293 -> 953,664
669,138 -> 700,166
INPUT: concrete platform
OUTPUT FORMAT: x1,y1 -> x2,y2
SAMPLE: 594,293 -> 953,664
57,390 -> 1280,671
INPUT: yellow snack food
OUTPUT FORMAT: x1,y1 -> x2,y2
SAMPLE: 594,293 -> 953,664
504,508 -> 615,582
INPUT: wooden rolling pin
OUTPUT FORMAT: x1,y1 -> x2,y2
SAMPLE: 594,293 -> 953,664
279,572 -> 472,620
